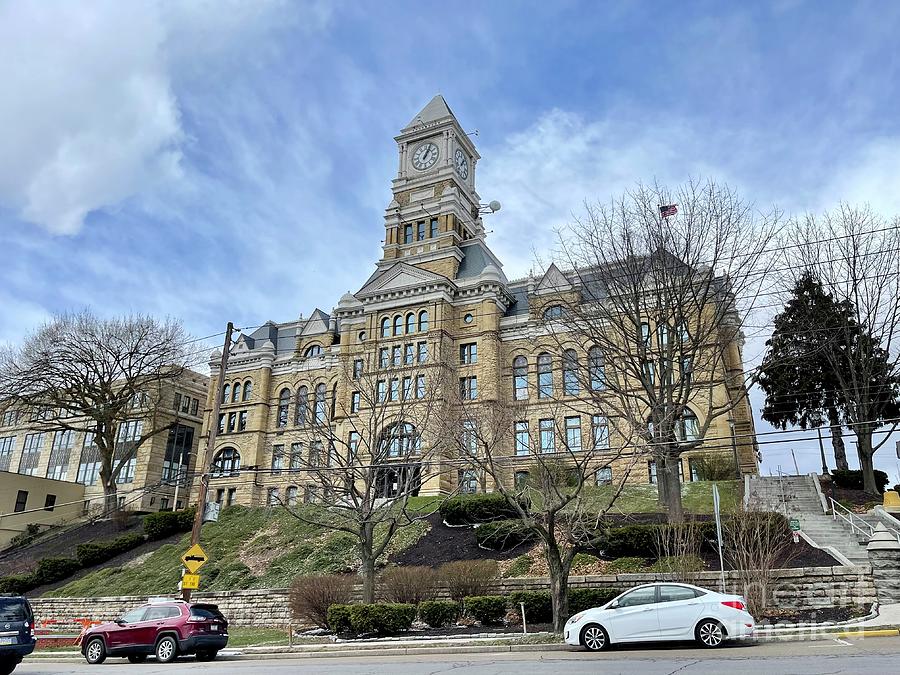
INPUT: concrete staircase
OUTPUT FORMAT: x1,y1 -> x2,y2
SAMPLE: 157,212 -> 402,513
745,474 -> 870,566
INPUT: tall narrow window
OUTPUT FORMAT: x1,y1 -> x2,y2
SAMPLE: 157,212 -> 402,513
648,460 -> 658,485
643,361 -> 656,386
381,317 -> 390,338
513,356 -> 528,400
295,387 -> 308,426
429,218 -> 439,238
592,414 -> 609,450
418,310 -> 429,332
677,409 -> 701,442
46,430 -> 73,480
348,432 -> 360,459
353,359 -> 363,379
271,444 -> 284,474
537,353 -> 553,399
565,416 -> 582,452
232,383 -> 240,402
657,323 -> 670,348
351,391 -> 360,413
404,224 -> 413,243
404,343 -> 414,365
392,345 -> 401,367
461,420 -> 477,455
19,433 -> 44,476
289,443 -> 302,471
402,376 -> 412,399
416,374 -> 426,398
640,322 -> 651,347
563,349 -> 580,395
238,411 -> 247,431
393,315 -> 403,336
222,384 -> 230,404
377,380 -> 386,402
390,378 -> 399,401
379,348 -> 389,368
0,436 -> 15,472
589,347 -> 605,391
681,357 -> 693,386
227,412 -> 236,432
243,380 -> 252,401
406,313 -> 415,334
417,221 -> 426,241
459,376 -> 478,400
539,419 -> 555,454
277,388 -> 290,428
460,343 -> 477,364
315,384 -> 327,423
286,485 -> 298,506
417,341 -> 428,363
595,467 -> 613,486
514,421 -> 529,456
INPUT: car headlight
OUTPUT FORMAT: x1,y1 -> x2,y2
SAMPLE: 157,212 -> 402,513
567,612 -> 586,625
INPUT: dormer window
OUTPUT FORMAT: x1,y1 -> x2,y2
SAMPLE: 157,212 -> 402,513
543,305 -> 564,321
304,345 -> 323,358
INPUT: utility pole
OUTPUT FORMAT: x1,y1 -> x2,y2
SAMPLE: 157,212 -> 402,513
183,322 -> 234,601
817,427 -> 828,476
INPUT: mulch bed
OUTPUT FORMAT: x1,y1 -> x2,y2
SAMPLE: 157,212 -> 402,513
819,479 -> 884,512
757,604 -> 871,626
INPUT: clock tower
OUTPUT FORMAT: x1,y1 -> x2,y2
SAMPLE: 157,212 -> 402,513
379,95 -> 483,280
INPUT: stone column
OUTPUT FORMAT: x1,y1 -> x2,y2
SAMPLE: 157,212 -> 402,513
867,523 -> 900,604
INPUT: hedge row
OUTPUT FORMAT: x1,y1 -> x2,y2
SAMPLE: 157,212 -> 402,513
440,494 -> 525,525
831,469 -> 889,494
144,507 -> 196,540
0,557 -> 81,594
324,587 -> 621,634
76,533 -> 145,567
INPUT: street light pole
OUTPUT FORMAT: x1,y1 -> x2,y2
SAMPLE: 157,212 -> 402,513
182,322 -> 234,601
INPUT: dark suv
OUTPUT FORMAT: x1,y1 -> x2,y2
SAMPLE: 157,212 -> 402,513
0,595 -> 36,675
80,600 -> 228,664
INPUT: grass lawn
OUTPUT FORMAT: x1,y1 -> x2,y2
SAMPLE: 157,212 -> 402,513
584,480 -> 741,515
45,505 -> 429,598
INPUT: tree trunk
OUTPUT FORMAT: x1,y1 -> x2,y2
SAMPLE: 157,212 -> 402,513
662,455 -> 684,524
827,407 -> 849,471
103,482 -> 118,513
855,427 -> 878,495
544,542 -> 571,633
657,454 -> 669,506
359,524 -> 377,604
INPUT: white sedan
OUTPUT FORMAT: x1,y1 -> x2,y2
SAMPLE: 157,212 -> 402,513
564,582 -> 755,650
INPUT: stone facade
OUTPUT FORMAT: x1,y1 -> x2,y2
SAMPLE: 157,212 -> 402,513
30,566 -> 874,630
191,95 -> 759,508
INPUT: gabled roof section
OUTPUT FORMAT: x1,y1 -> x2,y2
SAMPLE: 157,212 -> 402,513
299,308 -> 331,337
403,94 -> 454,132
357,262 -> 452,297
535,263 -> 573,295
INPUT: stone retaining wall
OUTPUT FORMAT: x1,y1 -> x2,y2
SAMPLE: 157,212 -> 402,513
30,565 -> 875,630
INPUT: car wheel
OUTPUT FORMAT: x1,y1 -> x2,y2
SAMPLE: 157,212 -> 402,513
695,619 -> 726,648
155,635 -> 178,663
85,637 -> 107,664
128,654 -> 148,663
195,650 -> 218,662
0,657 -> 17,675
580,623 -> 610,651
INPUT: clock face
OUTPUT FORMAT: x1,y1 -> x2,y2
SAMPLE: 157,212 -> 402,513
454,148 -> 469,179
412,142 -> 439,170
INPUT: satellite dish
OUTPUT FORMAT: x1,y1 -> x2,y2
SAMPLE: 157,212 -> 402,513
489,200 -> 501,212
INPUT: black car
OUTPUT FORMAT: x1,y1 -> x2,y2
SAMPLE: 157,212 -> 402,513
0,595 -> 36,675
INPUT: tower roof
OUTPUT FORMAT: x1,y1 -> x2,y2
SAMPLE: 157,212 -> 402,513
403,94 -> 455,131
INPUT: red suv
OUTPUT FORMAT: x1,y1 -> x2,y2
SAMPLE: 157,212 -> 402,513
80,600 -> 228,665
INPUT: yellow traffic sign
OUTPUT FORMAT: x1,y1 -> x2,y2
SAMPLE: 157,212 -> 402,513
181,544 -> 209,574
181,573 -> 200,590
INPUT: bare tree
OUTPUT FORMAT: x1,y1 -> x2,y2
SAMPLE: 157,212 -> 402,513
551,179 -> 780,522
791,206 -> 900,494
0,311 -> 192,511
270,349 -> 453,603
449,396 -> 641,632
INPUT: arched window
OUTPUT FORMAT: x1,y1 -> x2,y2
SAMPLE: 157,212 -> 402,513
304,344 -> 323,358
537,353 -> 553,399
222,384 -> 230,404
286,485 -> 298,506
232,382 -> 241,403
393,315 -> 403,336
677,409 -> 701,442
295,386 -> 308,426
242,380 -> 252,401
513,356 -> 528,400
212,447 -> 240,476
406,312 -> 415,334
418,310 -> 429,332
657,323 -> 670,348
277,388 -> 290,428
380,317 -> 390,338
315,383 -> 327,424
379,422 -> 420,458
563,349 -> 580,395
588,347 -> 605,391
542,305 -> 564,321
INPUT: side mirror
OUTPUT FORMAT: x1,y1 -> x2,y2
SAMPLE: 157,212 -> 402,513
114,619 -> 125,626
608,601 -> 619,609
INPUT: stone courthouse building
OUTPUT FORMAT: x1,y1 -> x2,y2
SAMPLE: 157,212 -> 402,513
197,96 -> 759,507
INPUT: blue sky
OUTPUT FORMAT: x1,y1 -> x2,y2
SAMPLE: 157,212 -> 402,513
1,1 -> 899,478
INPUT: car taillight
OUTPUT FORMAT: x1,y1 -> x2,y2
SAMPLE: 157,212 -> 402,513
721,600 -> 746,611
187,614 -> 206,623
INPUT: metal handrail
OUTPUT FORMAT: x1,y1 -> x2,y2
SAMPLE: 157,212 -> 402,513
829,497 -> 874,540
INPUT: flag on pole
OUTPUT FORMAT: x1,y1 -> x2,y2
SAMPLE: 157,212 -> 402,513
659,204 -> 678,218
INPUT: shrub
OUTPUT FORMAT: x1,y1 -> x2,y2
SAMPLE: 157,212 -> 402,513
601,524 -> 661,558
604,557 -> 646,573
475,519 -> 537,551
143,507 -> 196,540
326,604 -> 353,633
0,575 -> 31,594
290,575 -> 355,629
504,554 -> 533,578
568,587 -> 619,614
30,557 -> 81,586
379,566 -> 438,605
347,603 -> 416,635
440,494 -> 522,525
76,533 -> 145,567
438,560 -> 498,601
690,454 -> 737,481
831,469 -> 889,494
8,524 -> 42,549
418,600 -> 460,628
464,596 -> 507,625
649,555 -> 705,574
509,591 -> 552,623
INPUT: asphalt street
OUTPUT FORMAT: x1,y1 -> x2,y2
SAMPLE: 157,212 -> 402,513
15,636 -> 900,674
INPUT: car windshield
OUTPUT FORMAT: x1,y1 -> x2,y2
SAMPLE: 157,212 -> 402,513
0,599 -> 29,622
190,605 -> 224,620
